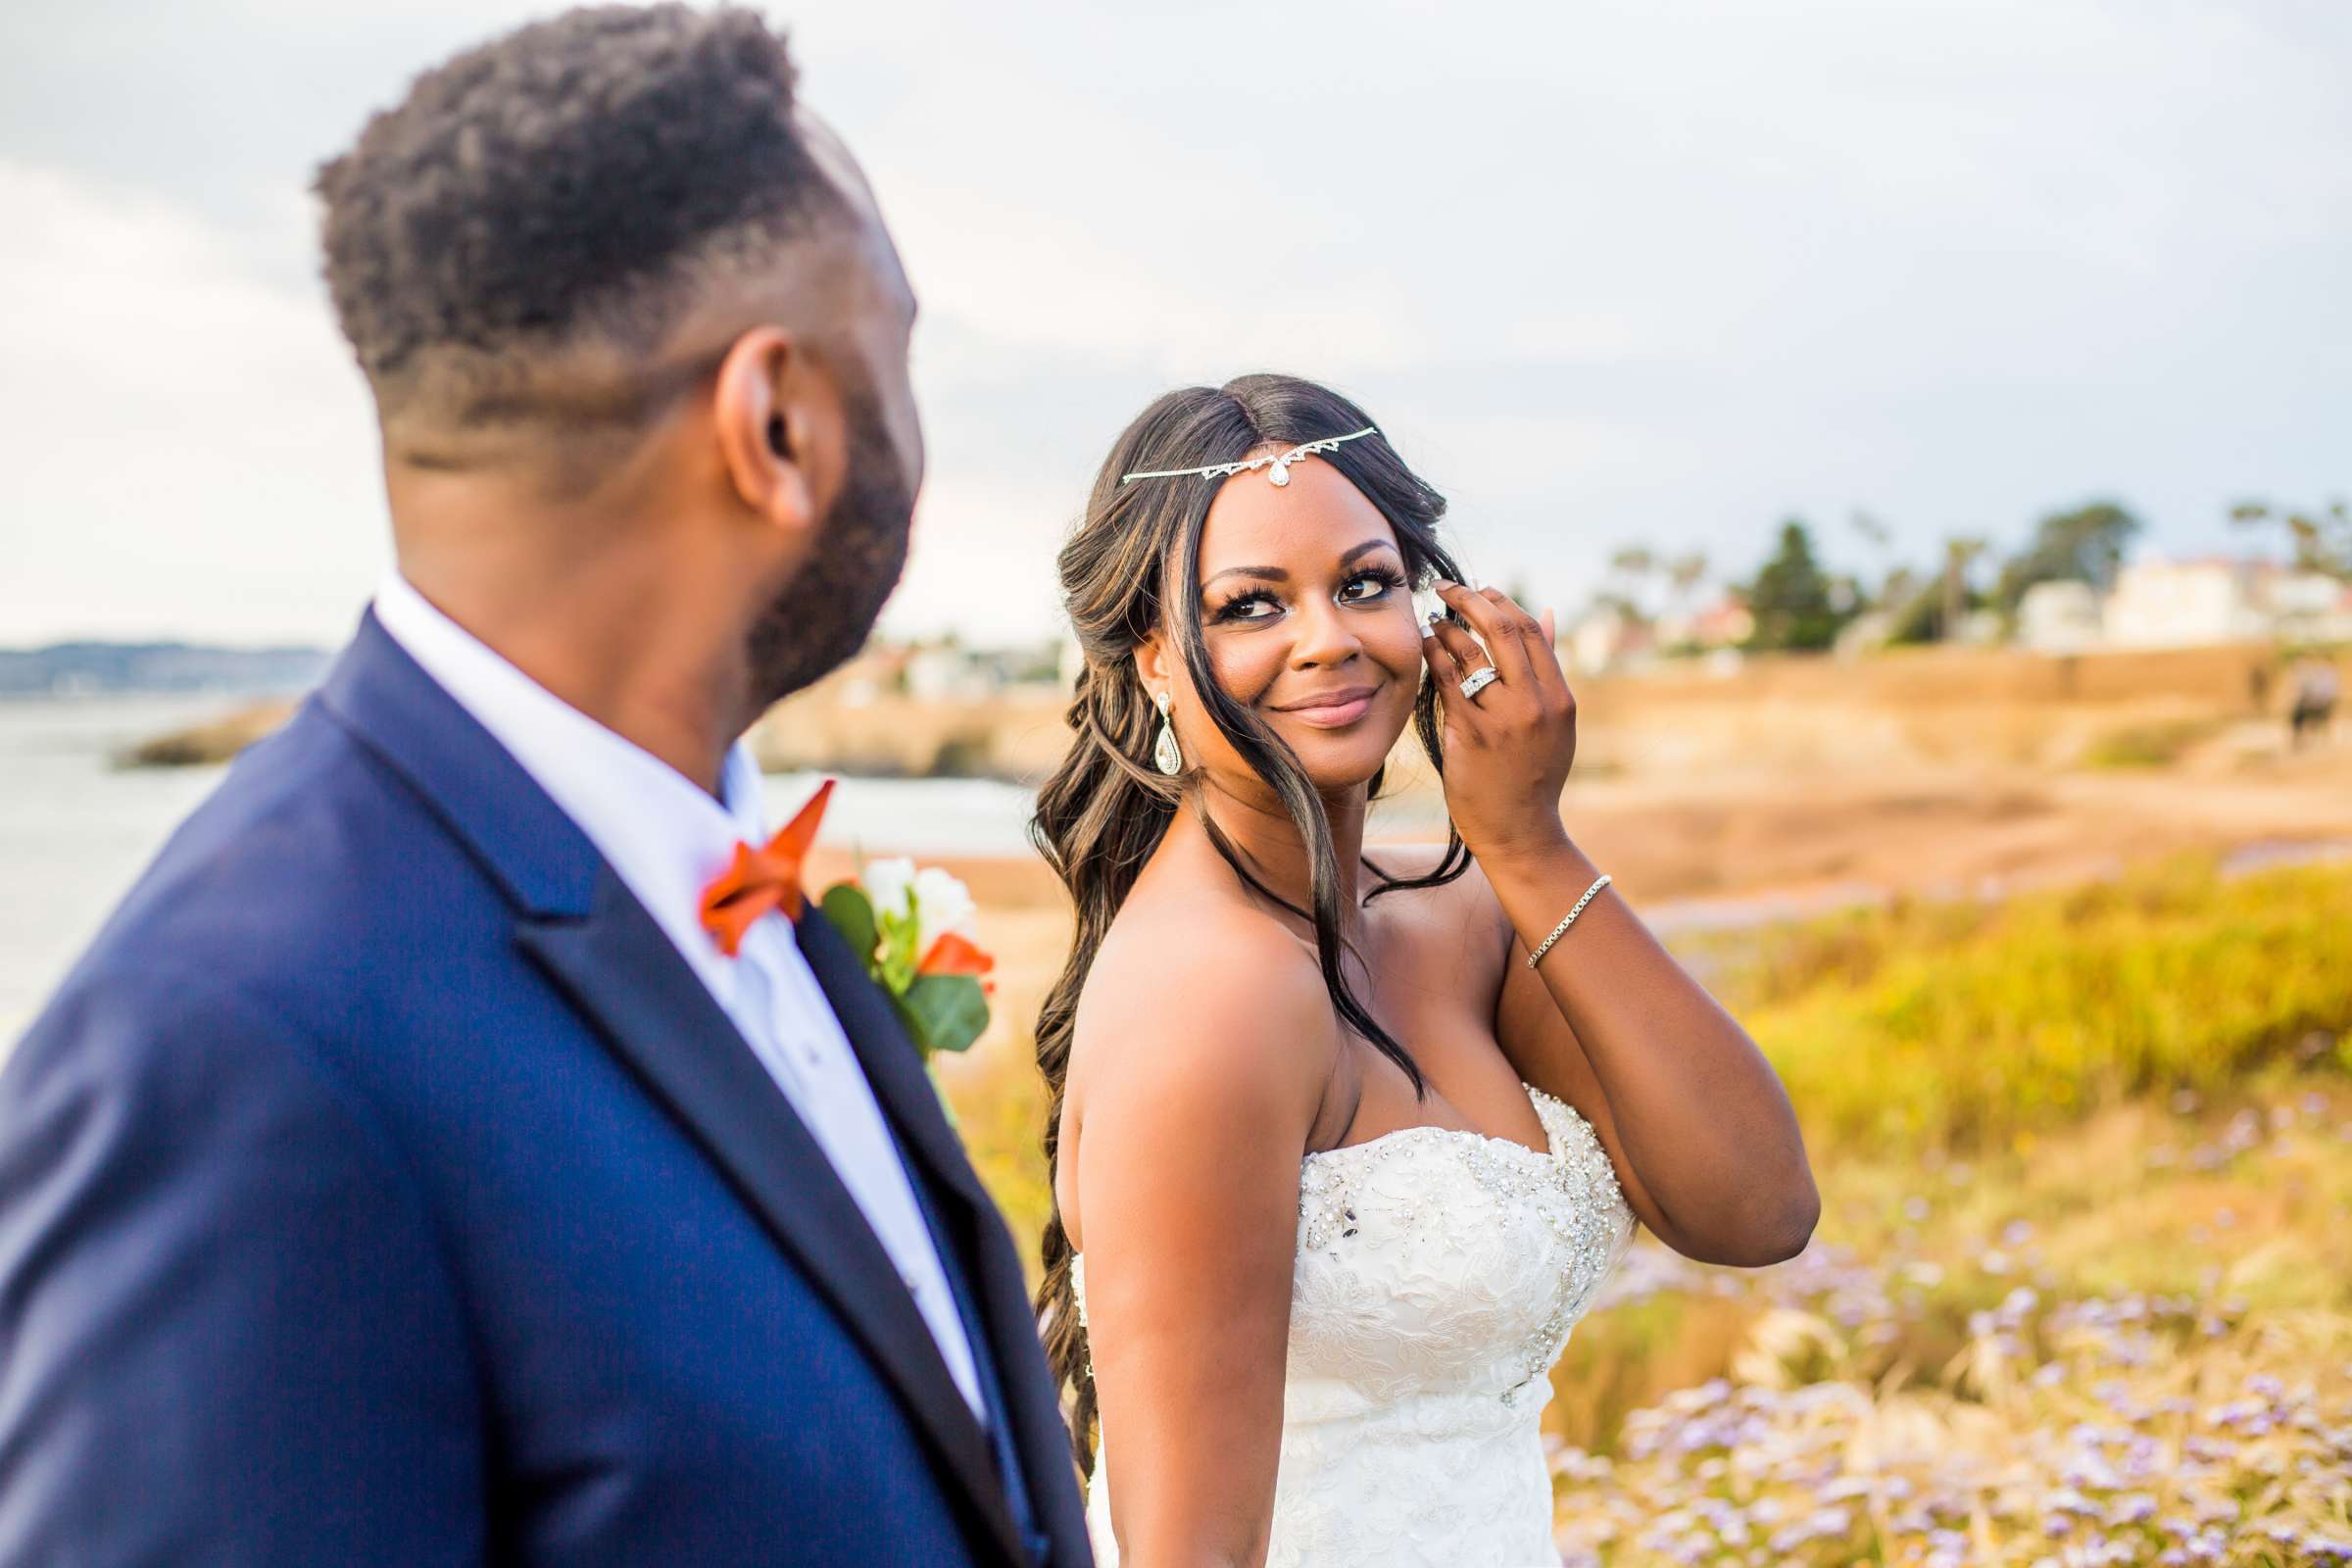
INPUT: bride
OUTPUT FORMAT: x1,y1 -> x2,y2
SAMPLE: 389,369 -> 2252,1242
1029,372 -> 1820,1567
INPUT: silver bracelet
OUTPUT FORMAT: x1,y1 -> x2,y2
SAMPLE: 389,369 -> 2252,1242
1526,873 -> 1612,970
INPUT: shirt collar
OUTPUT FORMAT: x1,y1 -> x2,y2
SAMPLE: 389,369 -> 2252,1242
370,571 -> 766,1000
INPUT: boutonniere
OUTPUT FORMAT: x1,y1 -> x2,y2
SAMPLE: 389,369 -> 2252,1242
816,858 -> 996,1064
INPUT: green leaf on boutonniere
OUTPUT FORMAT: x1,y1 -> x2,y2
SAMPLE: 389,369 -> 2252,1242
817,882 -> 878,967
874,894 -> 922,995
892,974 -> 989,1059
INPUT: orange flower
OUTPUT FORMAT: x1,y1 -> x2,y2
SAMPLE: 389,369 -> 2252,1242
917,930 -> 995,978
699,778 -> 834,957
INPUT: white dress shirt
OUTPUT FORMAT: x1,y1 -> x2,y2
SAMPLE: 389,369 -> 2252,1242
373,573 -> 986,1420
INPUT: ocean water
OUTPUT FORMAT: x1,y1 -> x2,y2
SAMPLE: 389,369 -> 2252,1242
0,696 -> 1038,1040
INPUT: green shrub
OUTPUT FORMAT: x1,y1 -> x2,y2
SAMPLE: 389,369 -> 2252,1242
1734,858 -> 2352,1152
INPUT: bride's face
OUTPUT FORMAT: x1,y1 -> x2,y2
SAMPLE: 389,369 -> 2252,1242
1148,451 -> 1423,791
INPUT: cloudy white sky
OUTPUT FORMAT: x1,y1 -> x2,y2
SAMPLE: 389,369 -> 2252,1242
2,0 -> 2347,648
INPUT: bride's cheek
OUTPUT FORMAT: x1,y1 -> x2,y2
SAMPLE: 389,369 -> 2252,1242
1206,642 -> 1269,706
1371,612 -> 1428,683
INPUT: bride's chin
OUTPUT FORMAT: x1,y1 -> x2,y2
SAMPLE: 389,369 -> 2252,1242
1272,718 -> 1411,792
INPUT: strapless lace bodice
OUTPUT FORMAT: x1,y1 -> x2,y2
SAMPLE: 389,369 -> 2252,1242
1073,1083 -> 1635,1567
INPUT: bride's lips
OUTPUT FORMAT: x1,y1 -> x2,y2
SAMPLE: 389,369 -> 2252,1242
1270,683 -> 1379,729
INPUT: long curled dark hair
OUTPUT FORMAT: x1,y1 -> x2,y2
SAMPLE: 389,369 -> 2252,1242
1030,372 -> 1472,1473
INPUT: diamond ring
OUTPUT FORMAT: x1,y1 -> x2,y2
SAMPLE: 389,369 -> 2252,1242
1458,665 -> 1500,701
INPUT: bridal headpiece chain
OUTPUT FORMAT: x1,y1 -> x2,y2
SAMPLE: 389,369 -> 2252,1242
1120,426 -> 1379,489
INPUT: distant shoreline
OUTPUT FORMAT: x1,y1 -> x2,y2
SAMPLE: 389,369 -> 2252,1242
0,642 -> 330,701
116,701 -> 298,768
109,690 -> 1078,782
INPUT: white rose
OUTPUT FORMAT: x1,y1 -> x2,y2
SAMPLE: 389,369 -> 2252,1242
910,865 -> 977,958
861,857 -> 918,928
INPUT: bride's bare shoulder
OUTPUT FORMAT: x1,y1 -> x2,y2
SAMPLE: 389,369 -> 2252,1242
1070,886 -> 1338,1128
1059,890 -> 1337,1254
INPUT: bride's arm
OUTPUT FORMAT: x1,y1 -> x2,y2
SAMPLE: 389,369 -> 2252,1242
1423,578 -> 1820,1268
1071,932 -> 1337,1568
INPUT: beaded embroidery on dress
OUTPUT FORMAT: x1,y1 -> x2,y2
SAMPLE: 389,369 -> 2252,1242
1072,1082 -> 1635,1567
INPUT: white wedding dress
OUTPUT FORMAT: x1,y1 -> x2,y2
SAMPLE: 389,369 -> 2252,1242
1073,1082 -> 1635,1567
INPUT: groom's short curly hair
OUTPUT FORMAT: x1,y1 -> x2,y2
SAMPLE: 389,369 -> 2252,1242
315,4 -> 838,417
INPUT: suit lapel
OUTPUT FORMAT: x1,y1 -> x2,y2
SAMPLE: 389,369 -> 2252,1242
795,911 -> 1094,1563
793,909 -> 997,1217
516,874 -> 1031,1566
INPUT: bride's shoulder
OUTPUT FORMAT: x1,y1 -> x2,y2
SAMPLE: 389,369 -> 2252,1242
1071,893 -> 1339,1120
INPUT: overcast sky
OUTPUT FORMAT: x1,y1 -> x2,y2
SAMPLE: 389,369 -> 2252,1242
2,0 -> 2347,648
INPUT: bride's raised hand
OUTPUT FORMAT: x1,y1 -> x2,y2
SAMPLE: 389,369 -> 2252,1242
1420,579 -> 1578,865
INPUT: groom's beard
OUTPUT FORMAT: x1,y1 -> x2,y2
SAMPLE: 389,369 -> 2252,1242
744,397 -> 915,709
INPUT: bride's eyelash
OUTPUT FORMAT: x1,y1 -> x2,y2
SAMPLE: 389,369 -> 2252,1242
1210,565 -> 1409,623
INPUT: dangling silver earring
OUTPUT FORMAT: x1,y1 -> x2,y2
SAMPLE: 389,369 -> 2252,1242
1152,690 -> 1183,776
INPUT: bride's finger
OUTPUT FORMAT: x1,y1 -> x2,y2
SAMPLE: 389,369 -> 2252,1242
1420,612 -> 1466,683
1420,606 -> 1458,667
1489,587 -> 1570,704
1429,614 -> 1492,696
1521,602 -> 1573,706
1475,586 -> 1550,686
1421,617 -> 1492,733
1437,581 -> 1533,685
1421,623 -> 1463,727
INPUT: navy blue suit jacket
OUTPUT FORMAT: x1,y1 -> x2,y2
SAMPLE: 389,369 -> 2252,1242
0,616 -> 1091,1567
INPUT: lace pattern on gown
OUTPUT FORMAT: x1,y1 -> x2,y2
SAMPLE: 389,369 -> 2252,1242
1074,1082 -> 1635,1567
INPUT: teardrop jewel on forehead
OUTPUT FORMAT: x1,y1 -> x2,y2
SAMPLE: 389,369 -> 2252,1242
1120,426 -> 1379,487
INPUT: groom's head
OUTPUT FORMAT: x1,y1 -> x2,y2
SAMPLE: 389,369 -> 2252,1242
317,4 -> 919,708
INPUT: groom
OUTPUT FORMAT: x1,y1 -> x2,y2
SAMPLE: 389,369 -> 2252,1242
0,8 -> 1088,1565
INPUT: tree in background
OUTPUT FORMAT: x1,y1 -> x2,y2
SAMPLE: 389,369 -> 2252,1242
1942,535 -> 1990,637
1875,564 -> 1927,632
1881,534 -> 1991,645
1664,550 -> 1710,642
1992,501 -> 2143,613
1741,518 -> 1851,652
2230,497 -> 2352,578
1667,551 -> 1710,610
1847,510 -> 1899,605
1601,546 -> 1658,627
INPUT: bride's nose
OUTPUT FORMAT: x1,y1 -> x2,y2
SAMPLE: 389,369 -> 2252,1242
1287,593 -> 1362,668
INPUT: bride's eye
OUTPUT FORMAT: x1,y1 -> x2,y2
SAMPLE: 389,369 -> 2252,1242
1211,588 -> 1282,623
1340,567 -> 1408,605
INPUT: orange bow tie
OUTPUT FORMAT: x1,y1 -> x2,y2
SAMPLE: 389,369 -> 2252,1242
699,777 -> 835,958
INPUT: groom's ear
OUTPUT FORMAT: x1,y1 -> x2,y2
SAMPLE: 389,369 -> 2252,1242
711,325 -> 844,539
